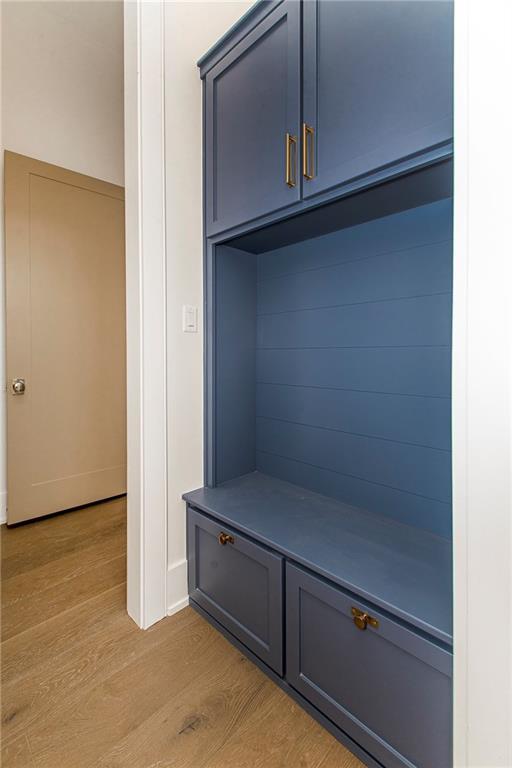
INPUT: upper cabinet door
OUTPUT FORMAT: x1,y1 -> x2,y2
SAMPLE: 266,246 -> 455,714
205,1 -> 301,236
302,0 -> 454,199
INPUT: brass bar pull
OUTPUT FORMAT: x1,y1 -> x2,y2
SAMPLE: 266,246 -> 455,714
218,532 -> 235,546
351,606 -> 379,631
302,122 -> 315,180
285,132 -> 297,188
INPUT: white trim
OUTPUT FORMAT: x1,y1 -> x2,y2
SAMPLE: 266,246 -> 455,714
453,1 -> 512,765
168,597 -> 190,618
0,1 -> 6,519
124,0 -> 168,629
0,491 -> 7,525
452,2 -> 469,762
167,558 -> 190,617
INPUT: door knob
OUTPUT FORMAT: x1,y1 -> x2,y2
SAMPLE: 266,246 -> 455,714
12,378 -> 26,395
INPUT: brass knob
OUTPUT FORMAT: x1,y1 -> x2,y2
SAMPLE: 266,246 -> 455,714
218,532 -> 234,546
353,612 -> 369,631
351,606 -> 379,631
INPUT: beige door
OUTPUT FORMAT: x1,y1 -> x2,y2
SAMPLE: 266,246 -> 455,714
5,152 -> 126,524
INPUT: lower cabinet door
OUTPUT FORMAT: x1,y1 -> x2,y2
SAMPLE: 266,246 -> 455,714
286,563 -> 452,768
187,506 -> 283,675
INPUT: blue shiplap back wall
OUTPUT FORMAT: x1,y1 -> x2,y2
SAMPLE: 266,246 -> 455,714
255,198 -> 453,539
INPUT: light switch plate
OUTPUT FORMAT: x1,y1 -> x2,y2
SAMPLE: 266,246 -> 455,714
182,304 -> 198,333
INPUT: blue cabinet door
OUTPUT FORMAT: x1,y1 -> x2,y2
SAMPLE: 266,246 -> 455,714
205,1 -> 301,236
302,0 -> 453,199
286,563 -> 452,768
187,506 -> 284,675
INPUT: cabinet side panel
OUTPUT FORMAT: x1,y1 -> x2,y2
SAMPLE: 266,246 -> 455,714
215,245 -> 257,483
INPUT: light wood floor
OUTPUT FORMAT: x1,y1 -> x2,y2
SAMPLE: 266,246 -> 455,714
1,497 -> 363,768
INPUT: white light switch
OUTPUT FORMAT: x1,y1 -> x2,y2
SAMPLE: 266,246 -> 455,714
182,304 -> 198,333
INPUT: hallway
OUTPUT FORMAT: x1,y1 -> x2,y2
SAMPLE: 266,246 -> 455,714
1,498 -> 361,768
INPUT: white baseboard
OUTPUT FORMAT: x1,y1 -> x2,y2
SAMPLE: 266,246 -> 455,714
167,595 -> 190,617
166,557 -> 189,616
0,491 -> 7,524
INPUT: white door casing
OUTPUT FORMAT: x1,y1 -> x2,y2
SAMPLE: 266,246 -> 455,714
124,0 -> 167,629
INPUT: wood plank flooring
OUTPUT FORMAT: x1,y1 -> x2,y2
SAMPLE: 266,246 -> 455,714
1,497 -> 363,767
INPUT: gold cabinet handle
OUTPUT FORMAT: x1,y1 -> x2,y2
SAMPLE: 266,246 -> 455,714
302,123 -> 315,180
218,532 -> 235,546
351,606 -> 379,631
285,132 -> 297,188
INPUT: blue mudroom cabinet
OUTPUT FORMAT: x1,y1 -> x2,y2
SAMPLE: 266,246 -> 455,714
202,0 -> 453,236
186,3 -> 454,767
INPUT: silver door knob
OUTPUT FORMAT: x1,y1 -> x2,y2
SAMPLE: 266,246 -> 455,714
12,378 -> 26,395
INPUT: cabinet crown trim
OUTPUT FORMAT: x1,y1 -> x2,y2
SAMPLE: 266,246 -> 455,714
197,0 -> 281,78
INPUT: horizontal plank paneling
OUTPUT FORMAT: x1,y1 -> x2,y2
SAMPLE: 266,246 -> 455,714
256,383 -> 451,450
256,418 -> 451,503
257,347 -> 451,397
257,293 -> 451,349
257,198 -> 453,281
257,240 -> 451,316
255,198 -> 452,536
256,452 -> 451,538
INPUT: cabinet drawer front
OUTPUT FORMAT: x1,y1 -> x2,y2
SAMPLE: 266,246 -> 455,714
187,506 -> 283,674
286,563 -> 452,768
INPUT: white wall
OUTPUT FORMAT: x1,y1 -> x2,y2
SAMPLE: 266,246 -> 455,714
2,1 -> 124,185
453,1 -> 512,764
1,0 -> 124,524
164,1 -> 252,613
